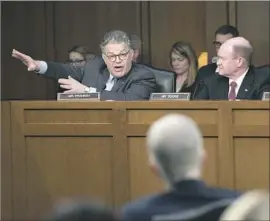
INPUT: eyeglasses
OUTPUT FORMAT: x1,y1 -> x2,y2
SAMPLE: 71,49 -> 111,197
103,50 -> 131,62
68,59 -> 85,65
213,41 -> 222,48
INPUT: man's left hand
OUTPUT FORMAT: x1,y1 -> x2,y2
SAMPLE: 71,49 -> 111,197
58,76 -> 86,93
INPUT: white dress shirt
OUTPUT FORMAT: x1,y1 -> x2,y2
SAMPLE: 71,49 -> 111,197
228,68 -> 249,97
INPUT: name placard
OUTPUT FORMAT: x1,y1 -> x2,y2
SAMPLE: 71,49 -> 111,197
57,92 -> 100,101
262,92 -> 270,100
150,93 -> 191,100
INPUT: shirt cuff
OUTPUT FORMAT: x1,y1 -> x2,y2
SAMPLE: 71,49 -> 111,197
89,87 -> 97,93
36,61 -> 48,74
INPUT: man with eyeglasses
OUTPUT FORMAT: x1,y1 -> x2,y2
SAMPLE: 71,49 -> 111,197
12,30 -> 157,100
195,25 -> 239,84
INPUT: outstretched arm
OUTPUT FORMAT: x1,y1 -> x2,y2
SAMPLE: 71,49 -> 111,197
12,49 -> 83,81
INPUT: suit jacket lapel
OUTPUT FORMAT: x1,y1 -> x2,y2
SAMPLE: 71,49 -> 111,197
237,68 -> 254,99
110,72 -> 131,92
216,76 -> 229,99
97,69 -> 109,92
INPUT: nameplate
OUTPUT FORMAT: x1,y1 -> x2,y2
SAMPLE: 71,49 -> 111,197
262,92 -> 270,100
57,92 -> 100,101
150,93 -> 191,100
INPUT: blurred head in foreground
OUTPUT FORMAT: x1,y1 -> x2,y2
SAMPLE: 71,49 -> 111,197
43,198 -> 120,221
146,113 -> 205,187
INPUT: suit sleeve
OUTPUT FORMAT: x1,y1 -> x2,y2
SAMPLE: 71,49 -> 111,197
256,74 -> 270,99
42,62 -> 84,82
100,71 -> 157,101
42,56 -> 104,82
193,82 -> 209,100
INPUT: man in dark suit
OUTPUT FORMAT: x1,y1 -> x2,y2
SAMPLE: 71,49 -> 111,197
12,30 -> 157,101
195,25 -> 239,84
121,114 -> 241,221
195,37 -> 270,100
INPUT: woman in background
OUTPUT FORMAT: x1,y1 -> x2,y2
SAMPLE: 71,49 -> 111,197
169,41 -> 198,94
68,45 -> 95,67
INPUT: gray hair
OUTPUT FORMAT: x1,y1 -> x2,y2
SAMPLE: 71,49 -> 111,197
100,30 -> 131,52
147,114 -> 204,185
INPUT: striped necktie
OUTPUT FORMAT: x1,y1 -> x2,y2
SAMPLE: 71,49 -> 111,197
228,81 -> 237,100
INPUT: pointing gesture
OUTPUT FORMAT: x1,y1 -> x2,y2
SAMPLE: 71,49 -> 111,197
12,49 -> 41,71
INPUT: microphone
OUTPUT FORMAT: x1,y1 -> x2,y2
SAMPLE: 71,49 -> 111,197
211,56 -> 218,63
192,80 -> 205,100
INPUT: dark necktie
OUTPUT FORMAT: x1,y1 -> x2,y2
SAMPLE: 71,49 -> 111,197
228,81 -> 237,100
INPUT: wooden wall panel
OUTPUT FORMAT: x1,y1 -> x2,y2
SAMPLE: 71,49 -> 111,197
53,1 -> 142,62
236,1 -> 270,66
1,102 -> 13,220
2,100 -> 269,220
25,137 -> 113,220
1,2 -> 56,100
205,2 -> 228,62
149,1 -> 206,69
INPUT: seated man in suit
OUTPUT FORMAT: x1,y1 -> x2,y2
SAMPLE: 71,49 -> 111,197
195,37 -> 270,100
195,25 -> 239,83
121,114 -> 241,221
12,30 -> 157,101
130,34 -> 141,63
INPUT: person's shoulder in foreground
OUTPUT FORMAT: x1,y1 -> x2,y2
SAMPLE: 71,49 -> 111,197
120,113 -> 241,221
121,181 -> 241,221
196,62 -> 217,82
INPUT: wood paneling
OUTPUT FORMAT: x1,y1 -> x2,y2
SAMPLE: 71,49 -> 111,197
205,2 -> 228,62
234,138 -> 269,191
149,1 -> 206,69
2,101 -> 269,220
1,1 -> 269,96
1,102 -> 13,220
236,1 -> 270,66
25,137 -> 113,219
1,2 -> 56,100
53,1 -> 142,62
128,137 -> 219,200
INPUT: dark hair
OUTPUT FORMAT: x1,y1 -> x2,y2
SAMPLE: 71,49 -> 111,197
68,45 -> 95,61
100,30 -> 131,52
215,25 -> 239,37
43,199 -> 120,221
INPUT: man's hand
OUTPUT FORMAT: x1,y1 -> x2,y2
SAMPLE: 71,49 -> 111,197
12,49 -> 41,71
58,76 -> 87,93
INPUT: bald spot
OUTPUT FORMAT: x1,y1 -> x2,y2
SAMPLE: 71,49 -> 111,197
146,114 -> 204,182
222,37 -> 253,63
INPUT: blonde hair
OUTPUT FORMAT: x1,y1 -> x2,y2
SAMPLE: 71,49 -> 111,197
169,41 -> 198,87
